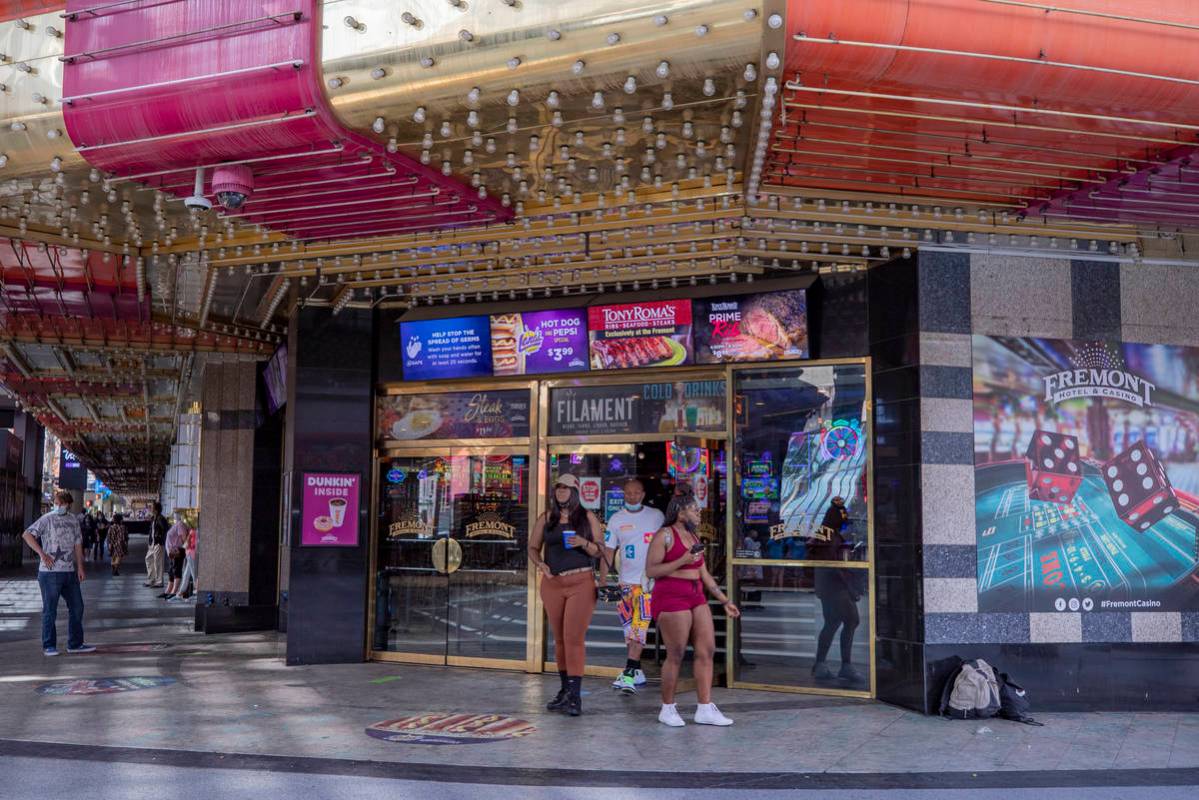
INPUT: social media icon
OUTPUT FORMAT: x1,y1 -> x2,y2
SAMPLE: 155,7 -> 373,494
1082,598 -> 1094,611
1054,598 -> 1066,611
1068,597 -> 1080,611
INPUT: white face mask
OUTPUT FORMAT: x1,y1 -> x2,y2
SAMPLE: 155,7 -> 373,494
624,502 -> 643,512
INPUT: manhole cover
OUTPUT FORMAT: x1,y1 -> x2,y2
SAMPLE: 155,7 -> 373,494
36,676 -> 177,695
365,713 -> 536,745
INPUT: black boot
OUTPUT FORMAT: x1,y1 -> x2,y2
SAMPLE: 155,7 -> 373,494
566,676 -> 583,717
546,671 -> 570,712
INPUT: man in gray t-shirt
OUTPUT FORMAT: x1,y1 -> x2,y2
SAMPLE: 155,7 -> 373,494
22,490 -> 95,656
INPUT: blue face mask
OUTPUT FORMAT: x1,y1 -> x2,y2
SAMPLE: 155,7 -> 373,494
54,505 -> 69,516
624,502 -> 642,512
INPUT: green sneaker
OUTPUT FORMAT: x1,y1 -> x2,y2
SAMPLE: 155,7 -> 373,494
616,672 -> 637,695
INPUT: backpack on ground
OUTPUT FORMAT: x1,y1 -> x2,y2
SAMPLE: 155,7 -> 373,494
939,658 -> 1001,719
997,672 -> 1044,726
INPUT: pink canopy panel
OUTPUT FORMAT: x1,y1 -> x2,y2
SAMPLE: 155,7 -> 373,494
61,0 -> 509,242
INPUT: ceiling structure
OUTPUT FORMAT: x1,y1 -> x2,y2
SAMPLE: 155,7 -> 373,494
0,0 -> 1194,494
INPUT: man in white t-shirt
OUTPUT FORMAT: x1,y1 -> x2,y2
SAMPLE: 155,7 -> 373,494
22,490 -> 95,656
603,478 -> 664,695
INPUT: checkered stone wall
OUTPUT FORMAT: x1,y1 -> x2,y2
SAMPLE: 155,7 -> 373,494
915,250 -> 1198,646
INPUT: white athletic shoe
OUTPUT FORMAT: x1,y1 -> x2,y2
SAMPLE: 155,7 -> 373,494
658,703 -> 686,727
694,703 -> 733,726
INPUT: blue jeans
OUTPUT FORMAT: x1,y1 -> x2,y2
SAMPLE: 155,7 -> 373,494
38,571 -> 85,650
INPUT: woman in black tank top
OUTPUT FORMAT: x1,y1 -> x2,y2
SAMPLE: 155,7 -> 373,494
528,473 -> 604,716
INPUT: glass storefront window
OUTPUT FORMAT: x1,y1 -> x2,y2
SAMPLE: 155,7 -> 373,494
733,565 -> 871,690
373,451 -> 530,663
731,363 -> 872,692
733,365 -> 870,562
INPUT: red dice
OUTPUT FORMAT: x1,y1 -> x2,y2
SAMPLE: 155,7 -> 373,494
1101,441 -> 1178,532
1024,430 -> 1082,504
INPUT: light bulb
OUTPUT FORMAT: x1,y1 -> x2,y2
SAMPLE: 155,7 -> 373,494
591,91 -> 605,109
766,51 -> 781,70
507,89 -> 520,106
572,60 -> 585,75
768,13 -> 783,29
744,64 -> 757,81
662,92 -> 674,110
656,61 -> 670,79
702,78 -> 716,96
653,14 -> 668,26
467,86 -> 481,104
606,32 -> 621,45
546,90 -> 560,108
695,24 -> 709,36
623,75 -> 636,94
372,117 -> 385,133
412,106 -> 426,123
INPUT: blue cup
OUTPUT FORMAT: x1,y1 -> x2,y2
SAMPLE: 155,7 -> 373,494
562,529 -> 576,548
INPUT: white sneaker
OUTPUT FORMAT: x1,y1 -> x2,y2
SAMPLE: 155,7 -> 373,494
658,703 -> 686,727
694,703 -> 733,726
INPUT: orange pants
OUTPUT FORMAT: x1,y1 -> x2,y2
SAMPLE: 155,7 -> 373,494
541,571 -> 596,675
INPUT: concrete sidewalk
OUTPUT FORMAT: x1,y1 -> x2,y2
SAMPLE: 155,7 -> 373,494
1,547 -> 1196,790
0,619 -> 1196,786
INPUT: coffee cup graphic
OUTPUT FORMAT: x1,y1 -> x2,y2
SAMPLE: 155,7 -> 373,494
329,497 -> 348,527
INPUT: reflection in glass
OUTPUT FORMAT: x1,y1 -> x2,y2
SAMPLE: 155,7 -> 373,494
734,566 -> 870,689
733,365 -> 869,561
373,453 -> 529,661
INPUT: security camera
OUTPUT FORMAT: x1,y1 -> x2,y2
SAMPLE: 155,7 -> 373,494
212,164 -> 254,211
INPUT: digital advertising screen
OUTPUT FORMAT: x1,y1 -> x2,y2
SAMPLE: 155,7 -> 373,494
490,309 -> 589,376
694,289 -> 809,364
972,335 -> 1199,614
587,299 -> 693,370
400,315 -> 492,381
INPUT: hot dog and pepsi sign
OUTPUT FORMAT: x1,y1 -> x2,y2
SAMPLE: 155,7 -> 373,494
398,290 -> 810,380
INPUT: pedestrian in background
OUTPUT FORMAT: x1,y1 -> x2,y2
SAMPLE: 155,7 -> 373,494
144,501 -> 168,589
172,519 -> 198,602
161,512 -> 188,599
21,490 -> 95,656
107,513 -> 128,576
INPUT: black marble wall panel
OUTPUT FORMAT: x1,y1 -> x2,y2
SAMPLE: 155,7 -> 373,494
1071,260 -> 1122,340
868,256 -> 926,711
285,307 -> 375,665
249,401 -> 283,608
812,272 -> 869,359
924,642 -> 1199,712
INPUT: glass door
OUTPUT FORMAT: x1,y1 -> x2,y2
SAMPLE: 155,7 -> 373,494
544,438 -> 728,679
372,450 -> 531,668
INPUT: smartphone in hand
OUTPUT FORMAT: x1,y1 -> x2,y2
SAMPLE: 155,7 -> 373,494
689,542 -> 705,555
